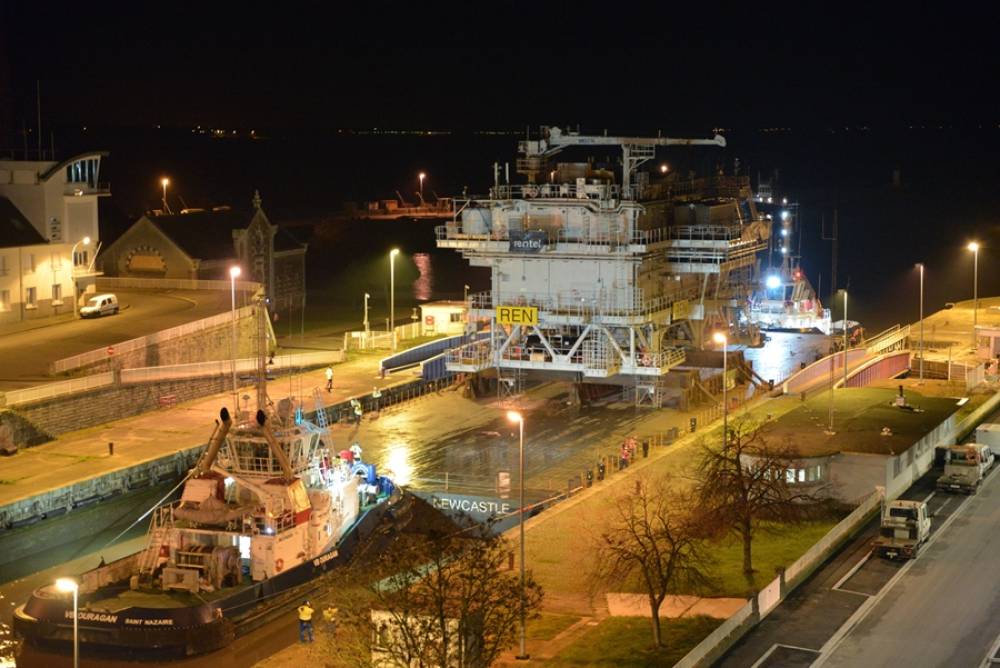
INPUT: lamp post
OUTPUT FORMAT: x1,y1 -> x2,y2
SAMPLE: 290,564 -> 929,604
418,172 -> 426,201
160,177 -> 170,214
55,577 -> 79,668
363,292 -> 370,335
506,410 -> 529,661
713,332 -> 728,445
70,236 -> 90,318
229,266 -> 241,415
917,263 -> 925,381
842,289 -> 849,389
969,242 -> 980,348
464,284 -> 470,302
389,249 -> 400,352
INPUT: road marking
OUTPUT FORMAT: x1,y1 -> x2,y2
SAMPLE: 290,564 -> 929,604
812,463 -> 1000,667
921,490 -> 936,504
751,642 -> 819,668
832,553 -> 870,592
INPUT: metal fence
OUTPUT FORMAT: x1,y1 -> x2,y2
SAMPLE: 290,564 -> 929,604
51,305 -> 257,374
3,372 -> 115,407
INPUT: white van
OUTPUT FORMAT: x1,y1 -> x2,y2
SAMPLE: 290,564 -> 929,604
80,293 -> 119,318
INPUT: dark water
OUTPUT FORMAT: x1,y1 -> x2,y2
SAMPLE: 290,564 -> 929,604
54,125 -> 1000,333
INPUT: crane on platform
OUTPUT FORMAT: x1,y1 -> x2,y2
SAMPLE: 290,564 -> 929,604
518,126 -> 727,195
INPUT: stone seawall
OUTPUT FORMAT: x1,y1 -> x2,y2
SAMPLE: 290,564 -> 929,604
71,312 -> 260,375
15,375 -> 231,438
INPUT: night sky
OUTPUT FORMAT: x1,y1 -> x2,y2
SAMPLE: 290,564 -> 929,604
1,5 -> 997,137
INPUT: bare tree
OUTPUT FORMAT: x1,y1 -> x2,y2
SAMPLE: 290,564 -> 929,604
694,417 -> 828,588
592,476 -> 714,648
329,528 -> 542,668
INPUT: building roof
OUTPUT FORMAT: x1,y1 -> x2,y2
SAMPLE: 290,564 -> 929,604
144,208 -> 306,261
147,209 -> 252,261
0,197 -> 47,248
766,388 -> 961,458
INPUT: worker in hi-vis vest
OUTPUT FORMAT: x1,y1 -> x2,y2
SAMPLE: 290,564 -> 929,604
298,600 -> 315,643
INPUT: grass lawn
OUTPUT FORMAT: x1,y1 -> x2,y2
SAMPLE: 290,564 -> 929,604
547,616 -> 721,668
527,612 -> 581,641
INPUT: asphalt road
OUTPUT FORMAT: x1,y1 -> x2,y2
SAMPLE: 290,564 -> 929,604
0,289 -> 231,390
718,449 -> 1000,667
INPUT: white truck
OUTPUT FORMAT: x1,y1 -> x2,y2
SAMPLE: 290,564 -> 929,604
937,444 -> 988,494
871,499 -> 931,560
974,423 -> 1000,457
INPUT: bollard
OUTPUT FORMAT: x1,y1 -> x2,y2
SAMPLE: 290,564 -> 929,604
108,442 -> 114,456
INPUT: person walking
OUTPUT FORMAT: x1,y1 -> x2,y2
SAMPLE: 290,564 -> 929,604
298,600 -> 315,643
325,366 -> 334,393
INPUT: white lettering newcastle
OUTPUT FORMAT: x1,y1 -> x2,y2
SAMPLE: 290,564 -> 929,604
432,497 -> 512,515
313,550 -> 339,567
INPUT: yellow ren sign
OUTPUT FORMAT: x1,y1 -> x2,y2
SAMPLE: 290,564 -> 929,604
496,305 -> 538,326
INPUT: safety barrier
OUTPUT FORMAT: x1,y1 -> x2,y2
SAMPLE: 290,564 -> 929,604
782,348 -> 868,395
3,373 -> 115,407
6,352 -> 343,407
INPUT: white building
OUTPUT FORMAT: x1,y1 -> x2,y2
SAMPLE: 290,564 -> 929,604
0,152 -> 107,324
420,300 -> 467,337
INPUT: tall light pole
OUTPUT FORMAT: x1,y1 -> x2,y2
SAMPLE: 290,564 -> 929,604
363,292 -> 371,334
418,172 -> 426,202
916,263 -> 925,381
389,249 -> 400,352
842,289 -> 849,389
70,236 -> 90,318
464,284 -> 470,302
713,332 -> 728,445
160,177 -> 171,214
55,577 -> 79,668
506,410 -> 529,661
229,266 -> 241,414
969,242 -> 980,348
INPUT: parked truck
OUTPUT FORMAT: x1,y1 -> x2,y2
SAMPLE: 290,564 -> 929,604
871,499 -> 931,560
975,423 -> 1000,457
936,444 -> 986,494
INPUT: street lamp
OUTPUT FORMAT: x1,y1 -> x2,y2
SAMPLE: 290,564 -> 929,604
363,292 -> 371,335
229,266 -> 241,415
842,289 -> 849,388
660,164 -> 669,174
389,249 -> 400,352
160,177 -> 170,214
70,236 -> 91,318
463,284 -> 470,302
713,332 -> 728,445
506,410 -> 529,661
418,172 -> 426,201
55,577 -> 79,668
916,263 -> 925,381
969,242 -> 980,348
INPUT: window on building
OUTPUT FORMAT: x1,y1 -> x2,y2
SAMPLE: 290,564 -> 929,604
74,250 -> 89,267
51,253 -> 62,269
26,287 -> 37,308
0,290 -> 9,311
450,312 -> 462,323
0,255 -> 7,276
25,254 -> 35,273
52,284 -> 62,304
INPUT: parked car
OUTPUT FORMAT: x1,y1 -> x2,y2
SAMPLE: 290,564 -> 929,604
80,293 -> 119,318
